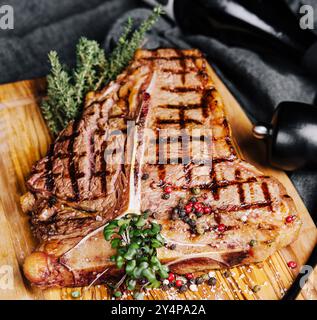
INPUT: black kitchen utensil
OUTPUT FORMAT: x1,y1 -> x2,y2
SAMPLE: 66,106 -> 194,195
253,102 -> 317,171
282,244 -> 317,300
143,0 -> 317,77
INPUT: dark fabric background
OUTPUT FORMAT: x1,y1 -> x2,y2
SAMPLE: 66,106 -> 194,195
0,0 -> 316,221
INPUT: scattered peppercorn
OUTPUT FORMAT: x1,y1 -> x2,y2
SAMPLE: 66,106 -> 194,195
203,206 -> 212,214
169,243 -> 177,250
201,274 -> 209,281
186,273 -> 194,280
168,273 -> 175,282
252,285 -> 261,293
223,270 -> 231,278
161,284 -> 169,291
287,261 -> 297,269
164,185 -> 173,194
193,202 -> 203,211
191,187 -> 201,195
285,215 -> 296,223
179,285 -> 188,293
183,216 -> 190,223
195,277 -> 204,285
175,279 -> 183,287
162,193 -> 170,200
141,173 -> 149,180
185,203 -> 193,213
208,277 -> 217,286
217,224 -> 226,233
196,212 -> 203,218
179,209 -> 186,218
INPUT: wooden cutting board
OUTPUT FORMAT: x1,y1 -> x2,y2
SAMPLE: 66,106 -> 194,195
0,68 -> 316,300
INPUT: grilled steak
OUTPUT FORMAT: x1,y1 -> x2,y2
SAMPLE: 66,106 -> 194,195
22,49 -> 301,288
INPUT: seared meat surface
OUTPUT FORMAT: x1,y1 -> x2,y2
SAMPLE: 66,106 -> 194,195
22,49 -> 301,287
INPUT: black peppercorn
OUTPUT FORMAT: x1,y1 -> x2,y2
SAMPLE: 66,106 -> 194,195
169,243 -> 176,250
223,270 -> 231,278
183,216 -> 190,223
208,277 -> 217,286
141,173 -> 149,180
195,277 -> 204,285
179,285 -> 188,293
179,210 -> 186,218
162,193 -> 170,200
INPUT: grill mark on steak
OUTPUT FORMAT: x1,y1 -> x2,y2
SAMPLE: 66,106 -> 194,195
158,103 -> 202,110
156,119 -> 203,127
210,169 -> 220,201
99,140 -> 108,194
201,89 -> 214,118
45,144 -> 55,192
217,201 -> 272,213
161,86 -> 204,93
177,50 -> 187,84
67,119 -> 81,202
235,169 -> 245,204
261,181 -> 273,211
161,68 -> 196,74
88,133 -> 95,191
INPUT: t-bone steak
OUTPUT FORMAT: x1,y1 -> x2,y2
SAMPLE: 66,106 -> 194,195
21,49 -> 301,287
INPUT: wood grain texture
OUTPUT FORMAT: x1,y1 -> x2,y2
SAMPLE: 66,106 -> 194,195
0,69 -> 316,300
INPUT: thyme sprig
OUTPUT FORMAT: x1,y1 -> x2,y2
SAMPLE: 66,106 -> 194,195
103,212 -> 169,296
41,6 -> 163,136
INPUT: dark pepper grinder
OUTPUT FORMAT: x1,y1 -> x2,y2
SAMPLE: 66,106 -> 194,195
253,102 -> 317,171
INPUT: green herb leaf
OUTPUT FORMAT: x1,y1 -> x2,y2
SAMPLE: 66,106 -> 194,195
41,6 -> 163,136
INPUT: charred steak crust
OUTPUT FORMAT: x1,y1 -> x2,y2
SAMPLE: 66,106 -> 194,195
22,49 -> 301,288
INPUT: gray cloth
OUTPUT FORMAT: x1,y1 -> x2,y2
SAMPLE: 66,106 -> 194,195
0,0 -> 316,220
